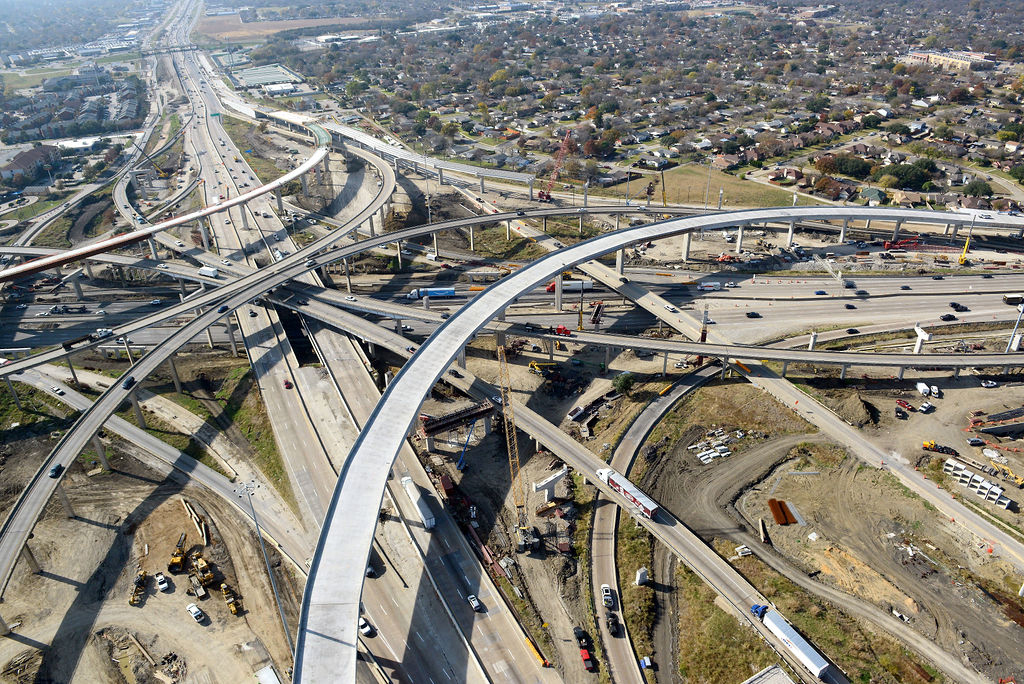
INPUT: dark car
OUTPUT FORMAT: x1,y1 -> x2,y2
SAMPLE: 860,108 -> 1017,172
122,376 -> 136,390
949,302 -> 960,309
216,304 -> 229,313
606,612 -> 621,636
854,289 -> 868,296
846,328 -> 859,334
844,303 -> 856,309
982,274 -> 993,278
900,285 -> 911,290
932,275 -> 944,280
48,463 -> 64,478
940,313 -> 957,321
745,311 -> 761,318
814,289 -> 827,295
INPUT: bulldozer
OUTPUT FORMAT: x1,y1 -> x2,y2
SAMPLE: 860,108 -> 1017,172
221,582 -> 241,615
167,533 -> 187,573
190,552 -> 215,586
128,570 -> 147,606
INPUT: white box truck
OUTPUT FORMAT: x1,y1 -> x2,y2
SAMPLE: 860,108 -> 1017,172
401,476 -> 435,530
915,382 -> 930,397
197,266 -> 219,278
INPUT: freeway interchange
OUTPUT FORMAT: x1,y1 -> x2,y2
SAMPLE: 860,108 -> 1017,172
3,13 -> 1024,684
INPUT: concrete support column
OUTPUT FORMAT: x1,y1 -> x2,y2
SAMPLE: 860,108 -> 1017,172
4,376 -> 20,410
864,219 -> 871,233
167,356 -> 182,394
682,232 -> 692,261
736,224 -> 744,253
84,262 -> 94,279
605,346 -> 611,370
395,241 -> 403,270
578,215 -> 583,234
542,216 -> 547,232
469,226 -> 475,252
225,320 -> 237,356
840,365 -> 847,380
92,434 -> 110,470
129,391 -> 146,428
615,214 -> 620,231
891,220 -> 902,242
662,352 -> 668,377
456,347 -> 466,369
781,361 -> 788,377
148,237 -> 159,259
528,178 -> 534,201
20,544 -> 41,573
322,155 -> 330,177
943,223 -> 950,236
241,207 -> 249,230
437,168 -> 444,185
368,217 -> 375,237
951,223 -> 960,240
275,188 -> 283,213
479,176 -> 485,194
897,367 -> 905,381
71,278 -> 83,299
343,258 -> 353,293
205,323 -> 214,349
56,484 -> 75,518
66,355 -> 79,385
432,232 -> 438,256
394,318 -> 403,334
583,185 -> 589,207
615,249 -> 624,275
178,278 -> 187,296
301,174 -> 309,197
424,436 -> 435,453
496,330 -> 507,347
554,277 -> 563,312
954,366 -> 961,379
720,360 -> 728,379
808,331 -> 818,351
483,415 -> 492,434
548,339 -> 555,361
506,220 -> 512,241
839,218 -> 848,243
786,221 -> 795,248
199,219 -> 210,251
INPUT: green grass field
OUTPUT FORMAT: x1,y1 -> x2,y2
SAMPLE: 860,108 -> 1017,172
600,164 -> 810,208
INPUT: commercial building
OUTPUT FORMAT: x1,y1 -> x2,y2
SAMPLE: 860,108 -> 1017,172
905,51 -> 993,71
0,145 -> 61,182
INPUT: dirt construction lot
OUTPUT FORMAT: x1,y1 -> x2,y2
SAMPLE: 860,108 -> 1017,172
0,427 -> 298,683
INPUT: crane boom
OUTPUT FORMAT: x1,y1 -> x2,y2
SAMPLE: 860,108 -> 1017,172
496,346 -> 524,510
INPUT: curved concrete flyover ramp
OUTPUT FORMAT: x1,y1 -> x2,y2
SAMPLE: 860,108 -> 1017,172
293,205 -> 987,683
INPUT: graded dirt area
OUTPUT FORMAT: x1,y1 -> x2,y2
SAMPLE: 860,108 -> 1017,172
195,15 -> 368,41
0,374 -> 299,683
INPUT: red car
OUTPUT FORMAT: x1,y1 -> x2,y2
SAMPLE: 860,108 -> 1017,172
896,399 -> 914,411
283,379 -> 293,389
580,649 -> 594,671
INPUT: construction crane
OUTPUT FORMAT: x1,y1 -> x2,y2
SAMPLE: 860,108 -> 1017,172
959,218 -> 975,266
538,131 -> 572,202
495,346 -> 536,551
128,140 -> 171,178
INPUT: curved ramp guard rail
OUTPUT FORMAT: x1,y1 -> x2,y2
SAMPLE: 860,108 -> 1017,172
0,146 -> 329,283
293,205 -> 1013,683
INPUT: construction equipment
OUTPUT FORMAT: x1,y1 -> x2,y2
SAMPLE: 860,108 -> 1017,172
221,582 -> 241,615
990,460 -> 1024,487
538,131 -> 572,202
456,419 -> 477,472
188,572 -> 208,599
128,570 -> 147,606
190,552 -> 215,586
128,140 -> 171,178
922,440 -> 958,456
528,361 -> 558,375
168,532 -> 187,573
496,346 -> 538,552
958,228 -> 973,266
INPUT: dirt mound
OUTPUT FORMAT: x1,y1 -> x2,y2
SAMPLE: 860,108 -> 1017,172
834,393 -> 876,427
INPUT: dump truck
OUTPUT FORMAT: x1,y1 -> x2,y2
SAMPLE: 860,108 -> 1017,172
168,533 -> 187,573
221,582 -> 241,615
128,570 -> 147,606
188,572 -> 208,599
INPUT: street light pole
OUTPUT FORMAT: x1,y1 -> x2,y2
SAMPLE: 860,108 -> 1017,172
236,480 -> 294,655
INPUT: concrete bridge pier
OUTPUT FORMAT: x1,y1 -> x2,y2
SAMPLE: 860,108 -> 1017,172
839,218 -> 849,243
71,277 -> 84,299
178,278 -> 187,297
241,207 -> 249,230
456,347 -> 466,369
225,320 -> 238,356
469,225 -> 475,252
83,262 -> 94,279
605,346 -> 611,370
682,232 -> 691,261
953,366 -> 961,379
781,361 -> 789,377
583,185 -> 589,207
548,339 -> 555,361
735,224 -> 744,253
578,215 -> 584,234
839,364 -> 847,380
301,174 -> 310,198
720,360 -> 728,379
479,176 -> 485,194
20,544 -> 41,573
91,434 -> 110,471
554,277 -> 563,311
891,220 -> 902,242
542,216 -> 547,232
807,331 -> 818,351
951,223 -> 960,240
322,155 -> 330,177
786,221 -> 795,248
394,318 -> 403,334
528,179 -> 534,201
199,220 -> 210,251
506,220 -> 512,241
275,188 -> 283,213
66,355 -> 79,385
129,391 -> 146,428
167,356 -> 182,394
614,214 -> 620,231
148,238 -> 159,260
4,376 -> 20,410
395,241 -> 403,270
615,249 -> 624,275
662,352 -> 668,377
896,367 -> 905,381
56,484 -> 75,518
343,258 -> 353,293
437,168 -> 445,185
